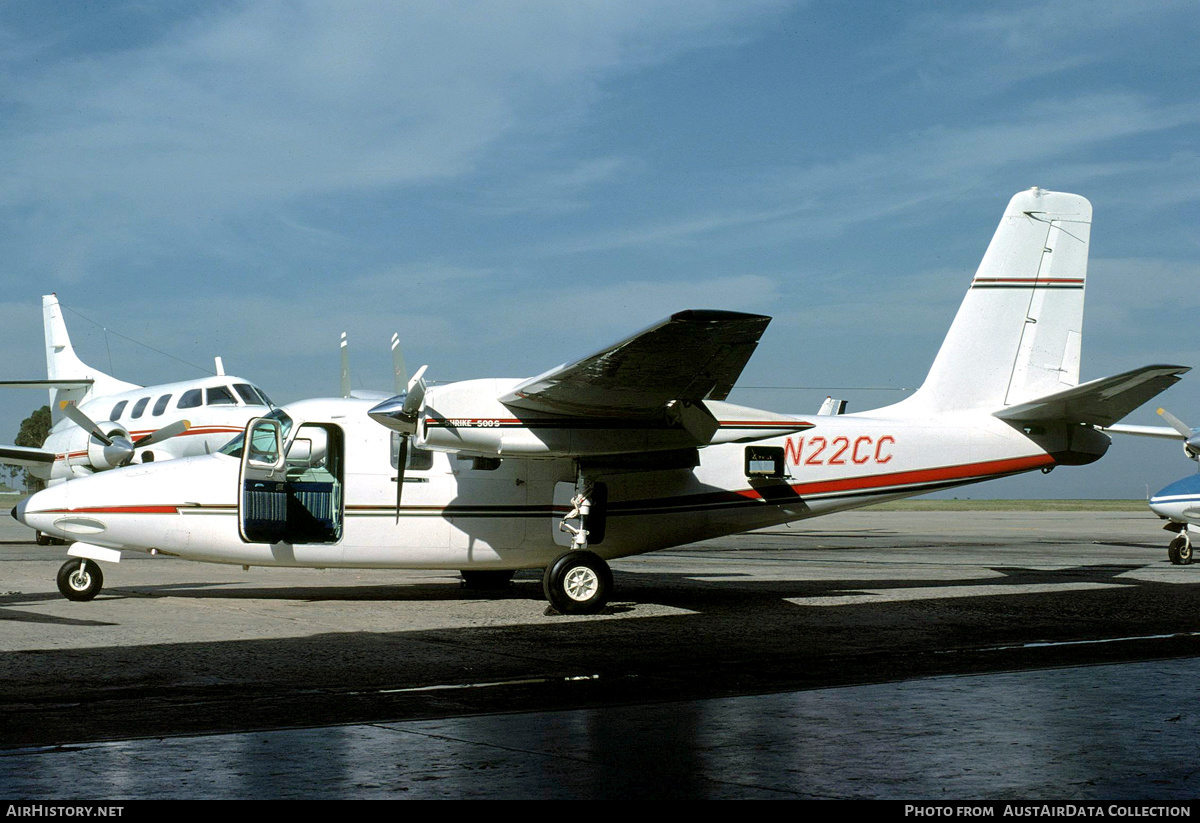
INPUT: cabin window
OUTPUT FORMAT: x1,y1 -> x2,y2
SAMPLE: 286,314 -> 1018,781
390,433 -> 434,470
207,386 -> 236,405
152,394 -> 172,416
178,389 -> 202,409
110,400 -> 128,420
130,397 -> 150,419
458,455 -> 501,471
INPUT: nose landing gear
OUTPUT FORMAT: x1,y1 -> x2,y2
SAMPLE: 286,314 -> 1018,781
57,558 -> 104,601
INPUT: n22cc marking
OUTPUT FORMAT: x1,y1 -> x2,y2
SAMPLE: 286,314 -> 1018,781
784,435 -> 894,466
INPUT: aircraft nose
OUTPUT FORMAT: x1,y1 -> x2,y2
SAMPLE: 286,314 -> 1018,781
10,504 -> 17,521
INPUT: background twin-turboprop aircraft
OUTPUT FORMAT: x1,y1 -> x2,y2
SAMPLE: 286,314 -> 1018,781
4,188 -> 1193,613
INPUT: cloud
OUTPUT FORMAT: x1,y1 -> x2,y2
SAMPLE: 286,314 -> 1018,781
0,1 -> 794,280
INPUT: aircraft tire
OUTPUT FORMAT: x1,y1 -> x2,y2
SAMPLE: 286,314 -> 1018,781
57,558 -> 103,602
35,531 -> 51,546
460,570 -> 516,590
543,550 -> 611,615
1169,536 -> 1190,566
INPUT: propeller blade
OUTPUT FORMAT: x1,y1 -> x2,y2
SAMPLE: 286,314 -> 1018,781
133,419 -> 191,449
59,402 -> 114,447
340,332 -> 351,398
391,333 -> 407,395
395,435 -> 408,523
1157,408 -> 1193,438
403,365 -> 428,417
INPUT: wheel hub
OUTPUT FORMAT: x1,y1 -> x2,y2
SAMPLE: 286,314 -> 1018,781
564,566 -> 599,601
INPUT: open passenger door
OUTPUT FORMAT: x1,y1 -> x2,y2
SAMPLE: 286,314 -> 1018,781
238,417 -> 344,544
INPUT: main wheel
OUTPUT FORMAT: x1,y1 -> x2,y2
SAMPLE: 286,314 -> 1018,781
57,558 -> 104,601
543,550 -> 612,615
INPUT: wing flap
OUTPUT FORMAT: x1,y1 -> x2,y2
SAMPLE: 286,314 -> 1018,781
500,310 -> 771,417
994,365 -> 1190,427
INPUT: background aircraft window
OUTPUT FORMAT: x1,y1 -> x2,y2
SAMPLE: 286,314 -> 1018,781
256,387 -> 276,406
130,397 -> 149,419
234,384 -> 265,405
152,394 -> 172,416
206,386 -> 236,405
178,389 -> 202,409
390,433 -> 434,470
110,400 -> 128,420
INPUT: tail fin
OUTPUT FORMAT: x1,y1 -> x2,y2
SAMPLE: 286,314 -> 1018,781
901,188 -> 1092,415
43,294 -> 138,421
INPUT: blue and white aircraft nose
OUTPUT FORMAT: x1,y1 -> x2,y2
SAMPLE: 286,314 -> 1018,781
1149,474 -> 1200,523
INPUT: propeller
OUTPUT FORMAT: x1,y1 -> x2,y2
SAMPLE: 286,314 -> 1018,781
134,419 -> 191,448
1157,408 -> 1200,462
391,332 -> 406,395
60,401 -> 191,469
369,364 -> 428,522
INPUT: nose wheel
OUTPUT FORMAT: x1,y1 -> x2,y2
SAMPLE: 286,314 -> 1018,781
57,558 -> 104,601
1168,534 -> 1193,565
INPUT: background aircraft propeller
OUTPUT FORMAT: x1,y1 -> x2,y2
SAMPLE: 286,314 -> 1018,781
1157,408 -> 1200,464
59,401 -> 191,469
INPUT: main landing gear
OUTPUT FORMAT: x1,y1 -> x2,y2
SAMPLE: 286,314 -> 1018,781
57,558 -> 104,601
543,479 -> 612,614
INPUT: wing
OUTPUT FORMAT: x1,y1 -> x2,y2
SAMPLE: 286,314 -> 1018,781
0,443 -> 57,468
994,365 -> 1190,427
500,310 -> 771,417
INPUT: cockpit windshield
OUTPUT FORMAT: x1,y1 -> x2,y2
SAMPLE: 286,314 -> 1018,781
234,383 -> 273,407
218,408 -> 294,458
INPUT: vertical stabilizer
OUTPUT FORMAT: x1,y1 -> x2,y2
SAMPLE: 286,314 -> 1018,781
898,188 -> 1091,415
43,295 -> 139,421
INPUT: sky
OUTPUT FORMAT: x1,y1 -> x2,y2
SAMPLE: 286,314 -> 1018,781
0,0 -> 1197,498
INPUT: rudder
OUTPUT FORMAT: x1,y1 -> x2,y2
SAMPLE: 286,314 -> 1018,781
901,188 -> 1091,415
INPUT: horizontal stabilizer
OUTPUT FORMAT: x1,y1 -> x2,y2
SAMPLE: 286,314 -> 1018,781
1101,424 -> 1185,440
994,365 -> 1189,427
0,379 -> 93,390
0,444 -> 56,467
501,310 -> 770,418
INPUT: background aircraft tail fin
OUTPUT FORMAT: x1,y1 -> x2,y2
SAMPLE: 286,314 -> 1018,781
899,188 -> 1092,415
43,294 -> 139,421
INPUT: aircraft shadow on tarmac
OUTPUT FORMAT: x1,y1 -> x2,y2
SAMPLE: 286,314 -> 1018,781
5,561 -> 1200,748
0,559 -> 1188,618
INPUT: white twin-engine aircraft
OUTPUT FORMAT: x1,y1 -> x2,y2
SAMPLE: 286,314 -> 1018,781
0,295 -> 276,499
15,189 -> 1189,613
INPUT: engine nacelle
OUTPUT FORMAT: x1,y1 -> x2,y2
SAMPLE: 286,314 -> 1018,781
412,380 -> 809,458
70,422 -> 135,471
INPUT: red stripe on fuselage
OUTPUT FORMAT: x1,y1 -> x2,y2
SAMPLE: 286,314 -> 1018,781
733,453 -> 1055,500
